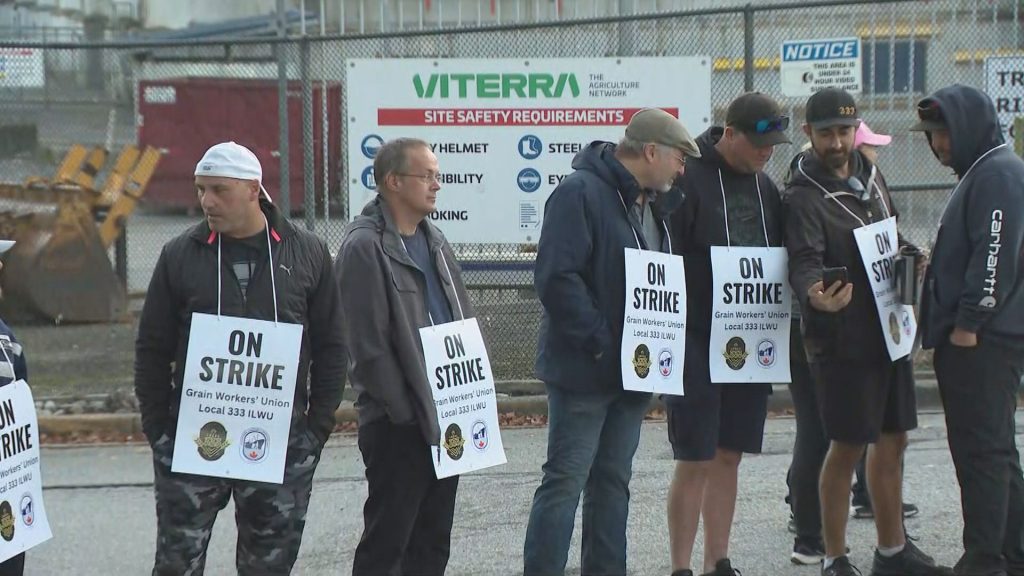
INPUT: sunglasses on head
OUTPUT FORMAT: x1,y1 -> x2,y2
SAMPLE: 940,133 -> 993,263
748,116 -> 790,134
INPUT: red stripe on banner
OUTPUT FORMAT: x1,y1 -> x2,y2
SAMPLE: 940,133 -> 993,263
424,0 -> 431,11
490,0 -> 496,15
377,107 -> 679,126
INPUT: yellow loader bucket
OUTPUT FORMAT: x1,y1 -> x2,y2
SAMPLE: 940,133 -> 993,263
0,145 -> 159,324
0,201 -> 126,324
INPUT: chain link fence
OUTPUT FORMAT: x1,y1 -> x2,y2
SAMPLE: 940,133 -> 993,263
0,0 -> 1019,382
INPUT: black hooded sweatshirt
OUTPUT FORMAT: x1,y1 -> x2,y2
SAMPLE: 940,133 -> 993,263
670,128 -> 783,390
918,84 -> 1024,349
783,148 -> 910,362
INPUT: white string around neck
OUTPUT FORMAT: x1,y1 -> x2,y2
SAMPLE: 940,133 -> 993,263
400,232 -> 466,326
797,156 -> 891,228
615,189 -> 673,254
216,213 -> 279,324
718,169 -> 770,247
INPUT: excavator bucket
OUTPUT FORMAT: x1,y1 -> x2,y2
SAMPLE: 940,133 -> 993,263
0,145 -> 160,324
0,200 -> 126,323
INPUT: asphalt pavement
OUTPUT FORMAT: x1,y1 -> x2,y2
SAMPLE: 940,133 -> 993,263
25,410 -> 989,575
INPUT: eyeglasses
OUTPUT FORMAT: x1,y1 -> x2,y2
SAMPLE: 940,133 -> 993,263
749,116 -> 790,134
397,172 -> 442,184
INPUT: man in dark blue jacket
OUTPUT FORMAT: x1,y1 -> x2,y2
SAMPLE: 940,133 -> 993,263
914,85 -> 1024,576
523,108 -> 699,576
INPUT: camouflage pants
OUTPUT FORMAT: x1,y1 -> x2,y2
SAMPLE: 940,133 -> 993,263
149,428 -> 321,576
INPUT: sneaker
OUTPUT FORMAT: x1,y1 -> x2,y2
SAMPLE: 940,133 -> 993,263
823,556 -> 862,576
670,571 -> 695,576
851,501 -> 920,519
792,537 -> 826,565
903,502 -> 921,518
701,558 -> 741,576
871,540 -> 954,576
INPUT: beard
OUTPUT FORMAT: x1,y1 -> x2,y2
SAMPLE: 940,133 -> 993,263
821,149 -> 850,170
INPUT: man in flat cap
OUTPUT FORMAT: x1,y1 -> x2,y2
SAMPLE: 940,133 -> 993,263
666,92 -> 791,576
914,85 -> 1024,576
522,108 -> 699,576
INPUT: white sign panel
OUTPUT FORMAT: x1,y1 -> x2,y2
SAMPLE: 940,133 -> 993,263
0,380 -> 52,562
346,57 -> 711,243
0,49 -> 44,88
984,55 -> 1024,145
708,247 -> 792,383
421,318 -> 507,479
852,218 -> 916,361
621,248 -> 687,396
780,37 -> 862,97
173,313 -> 303,484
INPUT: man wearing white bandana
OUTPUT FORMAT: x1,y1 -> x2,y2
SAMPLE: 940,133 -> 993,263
134,142 -> 346,575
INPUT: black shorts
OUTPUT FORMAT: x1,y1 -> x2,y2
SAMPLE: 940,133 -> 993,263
810,357 -> 917,444
665,341 -> 771,461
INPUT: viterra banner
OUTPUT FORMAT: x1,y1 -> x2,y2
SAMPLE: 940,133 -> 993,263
346,58 -> 711,244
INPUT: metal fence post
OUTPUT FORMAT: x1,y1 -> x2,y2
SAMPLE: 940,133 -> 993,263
301,36 -> 315,231
743,3 -> 754,92
277,0 -> 291,215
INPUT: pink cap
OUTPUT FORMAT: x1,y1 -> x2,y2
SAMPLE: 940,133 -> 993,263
854,120 -> 892,148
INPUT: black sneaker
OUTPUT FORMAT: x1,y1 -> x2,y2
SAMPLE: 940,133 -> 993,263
701,558 -> 741,576
852,501 -> 920,519
870,540 -> 954,575
823,556 -> 862,576
792,537 -> 826,565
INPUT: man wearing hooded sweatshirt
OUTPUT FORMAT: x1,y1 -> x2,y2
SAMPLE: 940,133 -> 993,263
523,108 -> 699,576
784,88 -> 950,576
135,142 -> 346,575
666,92 -> 790,576
913,85 -> 1024,576
337,137 -> 473,576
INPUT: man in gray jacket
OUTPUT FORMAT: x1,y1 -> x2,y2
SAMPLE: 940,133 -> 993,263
336,137 -> 473,576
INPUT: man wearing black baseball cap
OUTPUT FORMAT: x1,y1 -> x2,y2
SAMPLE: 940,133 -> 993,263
914,85 -> 1024,576
666,92 -> 790,576
784,88 -> 950,576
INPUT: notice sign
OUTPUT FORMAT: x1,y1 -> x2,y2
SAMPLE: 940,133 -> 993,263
0,49 -> 43,88
621,248 -> 687,396
346,57 -> 710,243
173,313 -> 303,484
852,218 -> 916,361
780,37 -> 862,97
708,247 -> 792,384
0,381 -> 52,563
984,56 -> 1024,144
421,318 -> 507,479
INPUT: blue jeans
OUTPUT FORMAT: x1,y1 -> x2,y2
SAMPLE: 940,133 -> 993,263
523,384 -> 651,576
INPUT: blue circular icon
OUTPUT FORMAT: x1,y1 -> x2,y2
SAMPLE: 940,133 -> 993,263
518,135 -> 542,160
361,134 -> 384,159
517,168 -> 542,193
361,166 -> 376,190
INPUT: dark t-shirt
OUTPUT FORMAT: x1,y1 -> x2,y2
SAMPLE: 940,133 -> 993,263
221,230 -> 267,301
401,226 -> 453,325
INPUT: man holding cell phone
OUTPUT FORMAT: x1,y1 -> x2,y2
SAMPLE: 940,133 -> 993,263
782,88 -> 950,576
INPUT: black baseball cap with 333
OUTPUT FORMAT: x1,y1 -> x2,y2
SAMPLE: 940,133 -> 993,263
805,87 -> 861,130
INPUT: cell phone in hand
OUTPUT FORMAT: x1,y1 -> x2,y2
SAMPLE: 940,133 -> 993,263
822,266 -> 848,289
